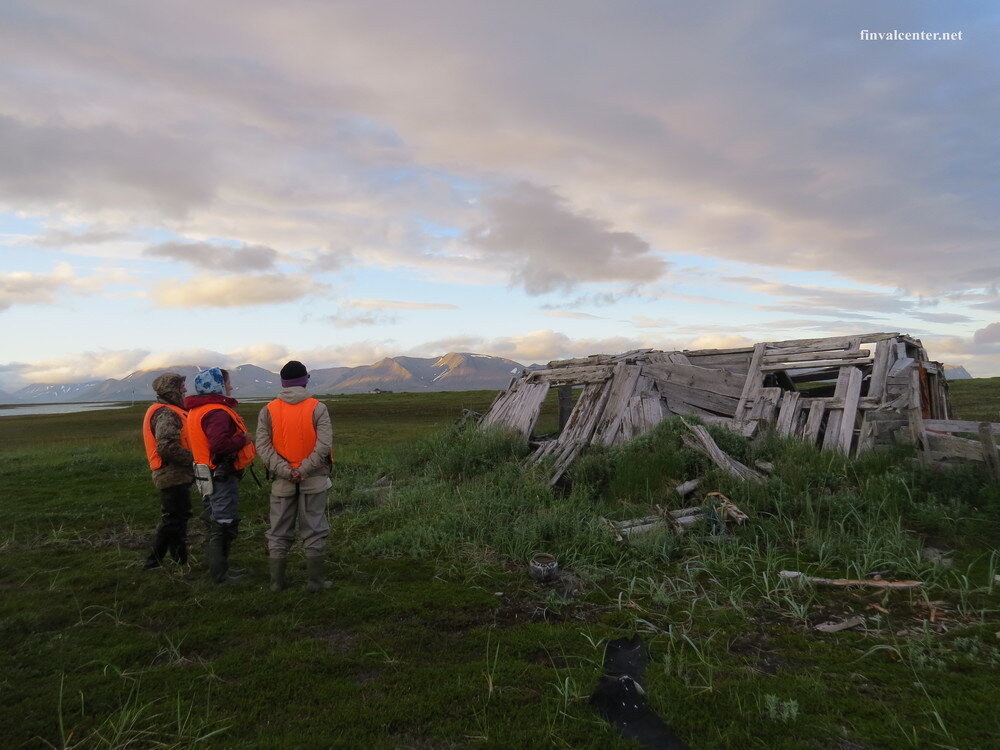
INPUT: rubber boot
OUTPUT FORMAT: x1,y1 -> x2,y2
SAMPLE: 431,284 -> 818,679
269,557 -> 287,593
205,524 -> 229,583
306,556 -> 332,592
169,539 -> 189,565
221,520 -> 246,577
206,522 -> 244,584
144,532 -> 169,569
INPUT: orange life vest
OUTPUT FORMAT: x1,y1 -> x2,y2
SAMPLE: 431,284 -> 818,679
187,403 -> 257,470
142,403 -> 189,470
266,398 -> 319,468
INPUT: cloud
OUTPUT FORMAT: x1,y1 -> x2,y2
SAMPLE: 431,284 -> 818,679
143,241 -> 279,272
0,262 -> 132,311
151,273 -> 327,308
6,349 -> 151,386
339,298 -> 458,311
633,316 -> 674,329
909,311 -> 974,324
324,312 -> 397,328
0,114 -> 215,219
466,182 -> 670,294
973,322 -> 1000,348
32,227 -> 133,247
538,311 -> 606,320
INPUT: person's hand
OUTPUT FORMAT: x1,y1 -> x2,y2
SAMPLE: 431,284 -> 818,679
290,468 -> 303,483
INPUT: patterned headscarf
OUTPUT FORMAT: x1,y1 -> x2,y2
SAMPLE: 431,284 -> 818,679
194,367 -> 226,395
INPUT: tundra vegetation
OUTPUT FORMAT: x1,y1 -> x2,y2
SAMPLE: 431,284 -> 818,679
2,382 -> 999,749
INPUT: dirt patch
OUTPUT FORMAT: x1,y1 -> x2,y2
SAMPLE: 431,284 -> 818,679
313,627 -> 357,654
489,595 -> 602,628
525,650 -> 570,668
355,667 -> 380,684
728,633 -> 790,675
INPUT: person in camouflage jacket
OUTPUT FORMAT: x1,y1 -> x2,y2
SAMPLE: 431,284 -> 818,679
143,373 -> 194,568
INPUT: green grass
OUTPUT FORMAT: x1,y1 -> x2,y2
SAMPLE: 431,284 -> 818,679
1,383 -> 999,748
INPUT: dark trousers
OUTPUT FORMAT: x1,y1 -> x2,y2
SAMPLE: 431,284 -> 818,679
148,483 -> 193,564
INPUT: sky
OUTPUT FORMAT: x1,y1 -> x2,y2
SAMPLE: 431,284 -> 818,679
1,0 -> 999,392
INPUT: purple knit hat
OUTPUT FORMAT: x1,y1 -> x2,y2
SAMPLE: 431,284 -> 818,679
280,360 -> 309,388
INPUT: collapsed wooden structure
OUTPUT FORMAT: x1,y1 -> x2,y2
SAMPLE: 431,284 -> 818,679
481,332 -> 997,484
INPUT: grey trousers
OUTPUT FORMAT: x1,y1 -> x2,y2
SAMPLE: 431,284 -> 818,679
265,489 -> 330,558
204,475 -> 240,524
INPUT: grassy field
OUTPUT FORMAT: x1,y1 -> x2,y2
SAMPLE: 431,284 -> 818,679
1,382 -> 998,749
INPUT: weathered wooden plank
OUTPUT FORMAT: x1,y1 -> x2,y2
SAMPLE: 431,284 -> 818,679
836,367 -> 864,455
803,400 -> 827,445
924,419 -> 1000,436
659,382 -> 740,417
766,332 -> 898,350
642,361 -> 746,398
683,346 -> 755,357
546,354 -> 613,368
867,339 -> 894,402
888,356 -> 915,377
679,419 -> 765,482
856,411 -> 878,455
821,340 -> 862,451
979,423 -> 1000,481
908,369 -> 928,461
593,363 -> 644,446
761,349 -> 868,364
734,342 -> 766,421
775,391 -> 801,437
760,357 -> 874,372
481,380 -> 550,439
746,387 -> 782,423
924,433 -> 985,462
530,365 -> 614,384
610,348 -> 655,363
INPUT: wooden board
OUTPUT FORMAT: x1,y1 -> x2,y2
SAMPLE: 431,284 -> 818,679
642,362 -> 746,398
480,380 -> 550,438
775,391 -> 802,437
924,419 -> 1000,436
593,363 -> 644,446
734,342 -> 767,422
835,367 -> 864,454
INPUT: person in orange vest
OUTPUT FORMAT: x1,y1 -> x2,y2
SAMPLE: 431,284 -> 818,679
141,373 -> 194,568
185,367 -> 256,584
256,360 -> 334,593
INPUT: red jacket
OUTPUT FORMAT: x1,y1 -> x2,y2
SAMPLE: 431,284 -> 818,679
184,394 -> 251,457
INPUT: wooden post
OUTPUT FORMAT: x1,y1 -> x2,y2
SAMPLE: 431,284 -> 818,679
558,385 -> 573,431
979,422 -> 1000,482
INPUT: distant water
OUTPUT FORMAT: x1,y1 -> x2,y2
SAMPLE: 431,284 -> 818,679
0,402 -> 131,417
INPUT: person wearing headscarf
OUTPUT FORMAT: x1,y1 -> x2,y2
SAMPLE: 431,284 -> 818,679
185,367 -> 256,584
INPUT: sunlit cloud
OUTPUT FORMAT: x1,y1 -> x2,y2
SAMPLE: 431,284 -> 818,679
143,241 -> 279,272
151,273 -> 327,308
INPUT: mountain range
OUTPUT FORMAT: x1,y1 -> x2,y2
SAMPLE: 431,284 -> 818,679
4,353 -> 530,403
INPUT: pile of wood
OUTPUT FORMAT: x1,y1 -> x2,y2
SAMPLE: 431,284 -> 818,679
480,332 -> 998,483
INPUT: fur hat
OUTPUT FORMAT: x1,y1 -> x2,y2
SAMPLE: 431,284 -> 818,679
151,373 -> 186,405
194,367 -> 226,395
